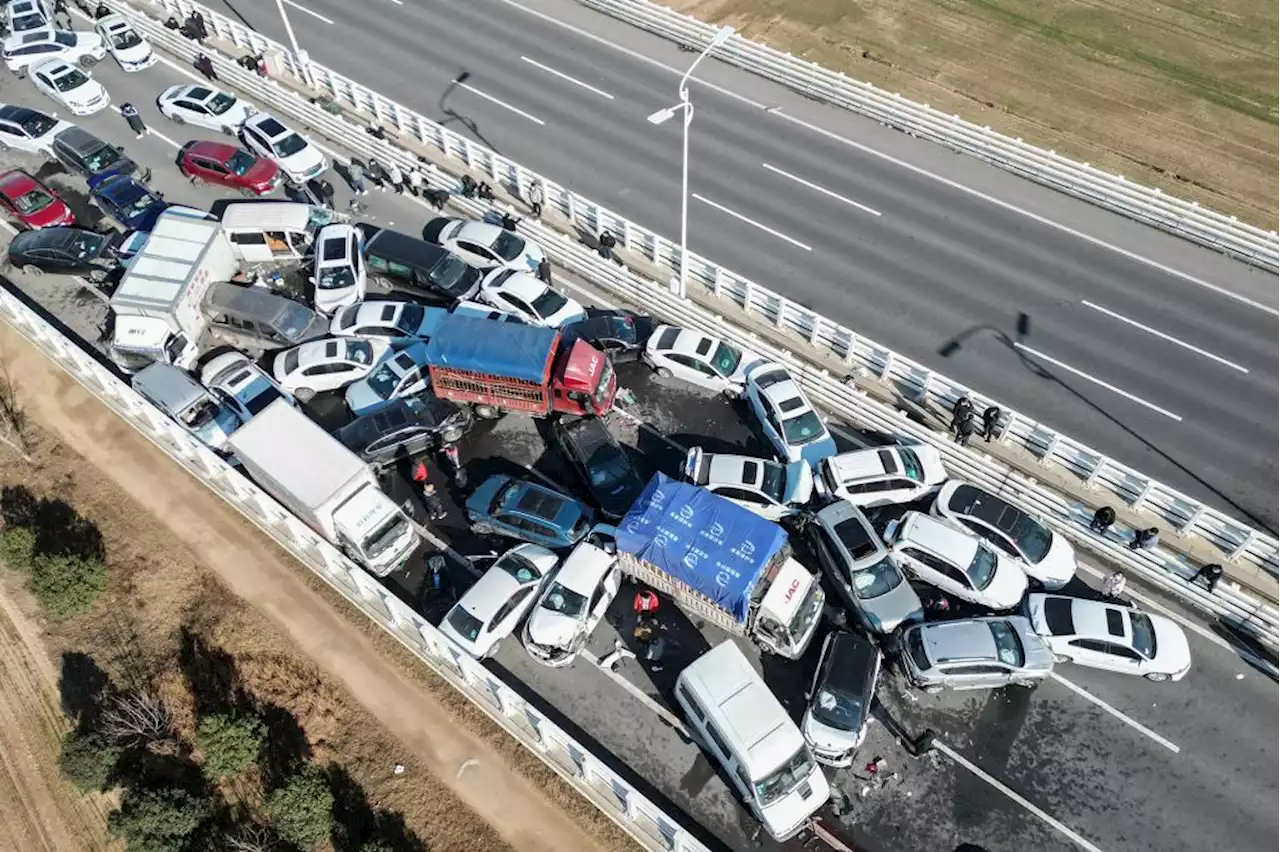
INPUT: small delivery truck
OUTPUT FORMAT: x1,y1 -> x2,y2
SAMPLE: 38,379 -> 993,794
424,314 -> 616,418
615,474 -> 825,659
226,399 -> 419,576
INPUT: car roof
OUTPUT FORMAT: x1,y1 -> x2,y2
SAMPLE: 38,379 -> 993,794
559,415 -> 614,455
705,453 -> 769,488
455,220 -> 504,246
920,619 -> 1000,663
98,14 -> 131,31
945,482 -> 1034,531
202,352 -> 256,387
824,447 -> 899,482
32,58 -> 75,76
0,104 -> 41,123
456,562 -> 523,619
1062,597 -> 1131,642
554,542 -> 615,593
176,83 -> 216,102
185,140 -> 237,160
53,125 -> 107,155
488,270 -> 545,299
758,375 -> 810,417
898,512 -> 978,560
347,301 -> 408,326
245,113 -> 289,138
359,225 -> 451,266
316,224 -> 356,264
511,482 -> 572,521
820,631 -> 880,695
815,500 -> 884,560
293,337 -> 367,367
668,328 -> 717,357
0,169 -> 38,195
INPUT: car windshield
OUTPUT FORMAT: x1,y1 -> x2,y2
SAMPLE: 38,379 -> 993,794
851,557 -> 904,600
13,189 -> 53,214
540,582 -> 587,617
277,304 -> 316,340
206,92 -> 237,115
988,621 -> 1025,667
225,150 -> 256,175
753,746 -> 814,808
787,580 -> 823,638
782,410 -> 825,444
530,287 -> 568,318
492,480 -> 519,512
82,143 -> 122,172
810,682 -> 867,732
899,448 -> 926,481
111,30 -> 142,49
363,363 -> 402,399
587,445 -> 631,489
497,552 -> 543,583
345,340 -> 374,364
52,69 -> 90,92
1129,612 -> 1157,658
428,254 -> 468,290
1011,516 -> 1053,563
758,462 -> 786,502
967,544 -> 998,590
491,230 -> 524,261
273,132 -> 309,157
710,341 -> 742,375
396,303 -> 425,332
121,191 -> 158,217
317,266 -> 355,290
446,606 -> 484,642
19,112 -> 57,137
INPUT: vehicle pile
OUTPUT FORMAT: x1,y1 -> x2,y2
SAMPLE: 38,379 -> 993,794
0,7 -> 1195,844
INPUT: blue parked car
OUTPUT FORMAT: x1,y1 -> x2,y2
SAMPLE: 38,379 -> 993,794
89,173 -> 168,232
465,474 -> 595,550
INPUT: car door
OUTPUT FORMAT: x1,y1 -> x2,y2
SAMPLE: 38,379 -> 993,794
586,566 -> 621,632
494,290 -> 533,322
757,403 -> 786,456
1102,641 -> 1147,675
454,238 -> 497,269
1066,638 -> 1114,671
661,353 -> 717,392
191,155 -> 233,187
174,98 -> 208,124
241,125 -> 269,157
33,66 -> 56,100
714,485 -> 781,521
489,585 -> 536,647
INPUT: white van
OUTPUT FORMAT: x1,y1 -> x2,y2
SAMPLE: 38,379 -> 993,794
215,201 -> 333,263
673,642 -> 830,841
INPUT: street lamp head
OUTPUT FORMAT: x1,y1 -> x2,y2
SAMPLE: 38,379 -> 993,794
646,107 -> 677,125
710,25 -> 735,47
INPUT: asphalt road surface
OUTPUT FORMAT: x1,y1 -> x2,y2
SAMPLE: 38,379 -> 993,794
198,0 -> 1280,536
0,45 -> 1275,852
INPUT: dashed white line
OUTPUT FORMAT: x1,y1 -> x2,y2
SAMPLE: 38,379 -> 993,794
1012,343 -> 1183,422
455,81 -> 546,126
692,194 -> 812,251
1079,300 -> 1249,374
611,407 -> 685,453
283,0 -> 333,25
520,56 -> 615,100
583,653 -> 692,737
933,741 -> 1106,852
762,163 -> 881,217
1049,673 -> 1181,754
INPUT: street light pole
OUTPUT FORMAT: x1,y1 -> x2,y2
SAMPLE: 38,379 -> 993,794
646,25 -> 734,299
273,0 -> 314,88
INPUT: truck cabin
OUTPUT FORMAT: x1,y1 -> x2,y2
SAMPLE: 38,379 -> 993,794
109,313 -> 196,373
750,548 -> 824,658
214,200 -> 331,263
552,337 -> 616,415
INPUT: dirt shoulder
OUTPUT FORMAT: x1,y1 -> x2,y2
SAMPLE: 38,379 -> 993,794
0,324 -> 622,852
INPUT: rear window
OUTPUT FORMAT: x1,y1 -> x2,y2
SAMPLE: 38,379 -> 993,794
777,396 -> 804,413
906,628 -> 930,671
988,621 -> 1025,667
654,327 -> 679,350
1042,597 -> 1075,635
321,237 -> 346,261
446,607 -> 483,642
832,516 -> 877,560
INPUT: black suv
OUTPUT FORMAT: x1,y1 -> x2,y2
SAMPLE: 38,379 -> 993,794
551,416 -> 645,521
356,223 -> 481,305
334,393 -> 473,468
51,126 -> 149,185
7,227 -> 131,282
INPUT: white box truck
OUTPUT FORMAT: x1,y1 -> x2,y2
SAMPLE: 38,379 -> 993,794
227,399 -> 420,576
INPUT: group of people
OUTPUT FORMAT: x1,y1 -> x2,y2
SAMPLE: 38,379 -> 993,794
949,396 -> 1001,447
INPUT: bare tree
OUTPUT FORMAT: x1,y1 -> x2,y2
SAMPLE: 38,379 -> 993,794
100,690 -> 177,752
224,823 -> 277,852
0,360 -> 32,463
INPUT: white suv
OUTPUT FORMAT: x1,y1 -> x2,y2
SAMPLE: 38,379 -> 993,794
814,444 -> 947,507
2,29 -> 105,74
883,511 -> 1027,610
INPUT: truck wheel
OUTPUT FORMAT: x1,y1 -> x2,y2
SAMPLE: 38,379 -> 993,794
294,387 -> 316,402
22,265 -> 43,277
473,404 -> 500,420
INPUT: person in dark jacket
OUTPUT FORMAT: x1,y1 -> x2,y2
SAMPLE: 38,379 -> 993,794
458,174 -> 477,198
96,2 -> 113,19
597,229 -> 617,261
1089,505 -> 1116,535
194,53 -> 217,81
366,158 -> 389,190
424,187 -> 449,210
981,405 -> 1001,441
536,257 -> 552,285
951,396 -> 973,432
119,102 -> 147,138
476,181 -> 495,201
499,211 -> 519,232
1129,527 -> 1160,552
191,10 -> 208,39
953,411 -> 976,447
1190,563 -> 1224,594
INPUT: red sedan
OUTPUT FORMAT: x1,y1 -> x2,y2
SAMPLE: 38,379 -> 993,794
178,140 -> 282,196
0,170 -> 75,230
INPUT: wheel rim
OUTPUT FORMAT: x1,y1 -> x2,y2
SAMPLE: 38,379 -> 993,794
1146,672 -> 1170,682
239,186 -> 258,197
1053,654 -> 1069,663
656,367 -> 672,378
22,265 -> 42,276
295,388 -> 315,402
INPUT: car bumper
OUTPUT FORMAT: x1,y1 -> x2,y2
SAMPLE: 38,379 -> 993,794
120,53 -> 158,72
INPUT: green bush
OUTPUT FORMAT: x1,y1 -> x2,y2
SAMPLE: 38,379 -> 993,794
264,766 -> 334,849
359,841 -> 396,852
27,552 -> 107,619
57,730 -> 121,792
108,786 -> 211,852
196,712 -> 265,779
0,525 -> 35,570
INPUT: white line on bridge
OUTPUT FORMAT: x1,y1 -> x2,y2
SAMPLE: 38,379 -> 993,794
520,56 -> 615,100
1012,343 -> 1183,422
455,81 -> 546,126
1050,673 -> 1181,754
1080,300 -> 1249,374
762,163 -> 881,217
283,0 -> 333,25
692,194 -> 812,251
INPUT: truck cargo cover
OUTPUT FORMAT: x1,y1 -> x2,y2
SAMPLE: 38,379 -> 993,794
424,315 -> 558,383
617,474 -> 787,624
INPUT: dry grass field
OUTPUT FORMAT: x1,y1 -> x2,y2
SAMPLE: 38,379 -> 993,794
670,0 -> 1278,227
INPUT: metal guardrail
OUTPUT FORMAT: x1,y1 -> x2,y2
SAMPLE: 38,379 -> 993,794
132,0 -> 1280,603
579,0 -> 1279,274
126,0 -> 1280,650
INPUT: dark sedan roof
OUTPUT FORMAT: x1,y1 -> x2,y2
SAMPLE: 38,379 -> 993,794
819,631 -> 880,697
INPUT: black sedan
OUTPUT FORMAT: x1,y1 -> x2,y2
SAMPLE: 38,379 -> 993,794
6,227 -> 137,282
334,393 -> 473,468
563,311 -> 655,363
551,415 -> 646,521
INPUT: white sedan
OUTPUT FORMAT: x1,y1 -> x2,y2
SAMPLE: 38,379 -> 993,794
2,29 -> 105,74
30,59 -> 109,116
421,216 -> 545,273
683,446 -> 813,521
157,84 -> 256,134
200,351 -> 295,424
642,324 -> 761,397
744,361 -> 837,469
311,223 -> 366,315
331,300 -> 448,343
1026,594 -> 1191,682
814,443 -> 948,508
479,268 -> 584,328
440,543 -> 558,659
94,15 -> 156,72
240,112 -> 327,183
6,0 -> 49,35
344,341 -> 431,416
271,336 -> 391,401
0,103 -> 72,154
523,534 -> 621,667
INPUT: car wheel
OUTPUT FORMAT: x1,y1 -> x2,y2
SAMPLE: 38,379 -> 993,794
170,113 -> 185,125
21,264 -> 43,277
470,522 -> 495,536
722,386 -> 741,400
1144,671 -> 1171,683
220,125 -> 234,136
1012,678 -> 1039,689
239,186 -> 259,198
1052,653 -> 1070,663
294,387 -> 316,402
923,684 -> 943,695
655,367 -> 672,378
78,55 -> 98,68
87,269 -> 108,284
187,173 -> 202,186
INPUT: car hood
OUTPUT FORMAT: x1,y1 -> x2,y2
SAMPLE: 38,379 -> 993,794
1027,532 -> 1077,589
861,580 -> 924,634
525,609 -> 583,650
345,379 -> 393,417
982,555 -> 1030,609
24,198 -> 74,229
802,708 -> 865,756
798,434 -> 838,470
1150,614 -> 1192,675
241,157 -> 280,187
61,81 -> 109,108
313,281 -> 361,314
545,298 -> 586,329
114,42 -> 153,64
276,144 -> 325,176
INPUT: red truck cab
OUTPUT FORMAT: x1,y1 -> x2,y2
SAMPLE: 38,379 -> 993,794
554,338 -> 616,416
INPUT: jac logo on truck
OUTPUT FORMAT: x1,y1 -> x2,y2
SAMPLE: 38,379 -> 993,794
585,354 -> 600,377
783,577 -> 802,602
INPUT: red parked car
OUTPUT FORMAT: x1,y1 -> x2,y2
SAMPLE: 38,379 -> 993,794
178,140 -> 281,196
0,169 -> 75,230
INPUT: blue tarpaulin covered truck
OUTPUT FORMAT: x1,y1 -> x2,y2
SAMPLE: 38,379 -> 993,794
615,474 -> 824,659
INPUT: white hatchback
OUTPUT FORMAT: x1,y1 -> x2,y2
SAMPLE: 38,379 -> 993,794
683,446 -> 813,521
478,268 -> 584,328
94,14 -> 156,72
200,351 -> 295,424
884,511 -> 1028,611
240,112 -> 327,183
157,84 -> 256,134
311,223 -> 365,315
642,324 -> 760,397
2,29 -> 105,74
814,444 -> 948,508
440,543 -> 558,659
523,534 -> 621,667
30,58 -> 109,116
421,216 -> 545,273
1026,594 -> 1191,682
271,336 -> 391,401
331,300 -> 448,343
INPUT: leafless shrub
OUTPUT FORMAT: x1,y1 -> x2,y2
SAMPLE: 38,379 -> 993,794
100,689 -> 177,752
0,360 -> 32,463
224,822 -> 277,852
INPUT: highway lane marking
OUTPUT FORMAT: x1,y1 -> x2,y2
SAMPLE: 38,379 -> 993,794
769,111 -> 1279,318
520,56 -> 615,100
692,194 -> 812,251
283,0 -> 333,25
455,80 -> 546,126
1049,673 -> 1181,754
611,407 -> 685,454
932,741 -> 1107,852
761,163 -> 881,217
1079,300 -> 1249,374
582,652 -> 693,737
1011,343 -> 1184,422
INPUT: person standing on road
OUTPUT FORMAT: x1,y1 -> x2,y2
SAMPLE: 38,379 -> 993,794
385,161 -> 405,194
1102,570 -> 1128,600
1089,505 -> 1116,535
345,159 -> 368,196
981,405 -> 1001,442
1190,563 -> 1224,594
366,158 -> 389,191
527,178 -> 544,217
194,53 -> 217,81
119,102 -> 147,138
53,0 -> 72,30
406,164 -> 424,197
953,411 -> 975,447
536,257 -> 552,285
1129,527 -> 1159,552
